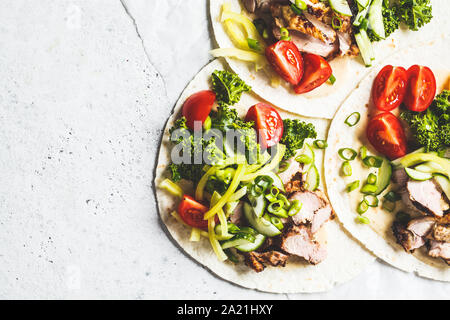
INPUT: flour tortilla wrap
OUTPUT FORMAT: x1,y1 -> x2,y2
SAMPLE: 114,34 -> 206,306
210,0 -> 450,119
154,59 -> 374,293
324,38 -> 450,282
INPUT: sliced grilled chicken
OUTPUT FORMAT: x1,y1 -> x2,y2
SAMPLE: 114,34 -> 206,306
393,217 -> 435,252
406,180 -> 450,217
428,241 -> 450,262
280,225 -> 327,264
243,250 -> 290,272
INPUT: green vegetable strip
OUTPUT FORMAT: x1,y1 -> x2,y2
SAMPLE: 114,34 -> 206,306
357,201 -> 369,214
160,179 -> 184,198
204,163 -> 246,220
342,161 -> 352,177
345,112 -> 361,127
363,195 -> 379,207
363,156 -> 383,168
241,144 -> 286,182
195,167 -> 217,201
347,180 -> 360,193
208,217 -> 228,262
288,200 -> 302,216
400,153 -> 450,177
357,216 -> 370,224
339,148 -> 358,161
270,216 -> 284,230
367,173 -> 377,185
211,192 -> 229,237
314,140 -> 328,149
361,183 -> 378,194
360,146 -> 368,160
296,154 -> 313,164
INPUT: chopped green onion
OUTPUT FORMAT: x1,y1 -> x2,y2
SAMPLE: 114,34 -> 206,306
265,186 -> 280,203
290,3 -> 304,15
361,183 -> 378,194
382,200 -> 396,212
367,173 -> 377,185
313,140 -> 328,149
339,148 -> 358,161
262,29 -> 269,39
363,156 -> 383,168
288,200 -> 303,217
363,195 -> 379,207
360,146 -> 368,160
295,154 -> 313,164
345,112 -> 361,127
268,200 -> 284,214
341,161 -> 352,177
160,179 -> 183,198
357,200 -> 369,214
384,191 -> 401,202
295,0 -> 307,10
347,180 -> 360,193
360,18 -> 369,30
280,28 -> 290,41
203,116 -> 212,131
357,216 -> 370,224
328,74 -> 336,85
247,38 -> 262,52
277,194 -> 290,208
278,160 -> 290,173
332,16 -> 343,30
270,216 -> 284,230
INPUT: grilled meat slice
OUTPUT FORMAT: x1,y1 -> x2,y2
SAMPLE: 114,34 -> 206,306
428,215 -> 450,242
271,4 -> 336,44
243,250 -> 290,272
392,217 -> 435,252
229,201 -> 244,226
392,168 -> 409,188
284,171 -> 305,194
278,157 -> 304,186
336,31 -> 359,56
280,225 -> 327,264
243,0 -> 289,13
428,241 -> 450,262
406,179 -> 450,217
288,190 -> 333,233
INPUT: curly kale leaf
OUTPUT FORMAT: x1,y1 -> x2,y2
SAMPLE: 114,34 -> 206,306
400,90 -> 450,152
212,70 -> 251,106
280,119 -> 317,160
368,0 -> 400,42
396,0 -> 432,31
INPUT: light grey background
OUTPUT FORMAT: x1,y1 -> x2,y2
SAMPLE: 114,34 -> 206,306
0,0 -> 448,299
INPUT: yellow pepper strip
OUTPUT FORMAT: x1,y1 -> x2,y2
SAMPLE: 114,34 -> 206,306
195,166 -> 217,201
224,19 -> 249,50
190,228 -> 201,242
208,217 -> 228,262
160,179 -> 183,198
204,163 -> 246,220
245,151 -> 271,174
210,48 -> 266,70
228,186 -> 248,202
241,144 -> 286,182
400,153 -> 450,178
211,192 -> 229,237
221,10 -> 261,44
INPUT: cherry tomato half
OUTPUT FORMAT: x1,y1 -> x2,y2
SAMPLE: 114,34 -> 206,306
294,53 -> 332,94
182,90 -> 216,130
178,195 -> 210,230
245,103 -> 284,150
372,65 -> 407,111
366,112 -> 408,160
265,41 -> 304,85
403,65 -> 437,112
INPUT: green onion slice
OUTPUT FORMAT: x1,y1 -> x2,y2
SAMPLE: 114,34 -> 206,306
268,200 -> 284,214
328,74 -> 336,85
357,216 -> 370,224
277,194 -> 290,208
278,160 -> 290,173
270,216 -> 284,230
332,16 -> 343,30
360,146 -> 368,160
313,140 -> 328,149
384,191 -> 401,202
288,200 -> 303,217
345,112 -> 361,127
363,156 -> 383,168
347,180 -> 360,193
382,200 -> 396,212
357,200 -> 369,214
367,173 -> 377,185
247,38 -> 261,52
363,195 -> 379,207
339,148 -> 358,161
361,183 -> 378,194
290,3 -> 304,15
295,154 -> 313,164
295,0 -> 307,10
341,161 -> 352,177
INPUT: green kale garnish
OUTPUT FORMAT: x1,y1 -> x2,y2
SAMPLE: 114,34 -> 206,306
400,90 -> 450,153
212,70 -> 251,106
280,119 -> 317,160
368,0 -> 400,42
396,0 -> 433,31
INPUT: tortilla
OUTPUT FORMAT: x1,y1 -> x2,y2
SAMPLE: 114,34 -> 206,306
154,58 -> 374,293
210,0 -> 450,119
324,37 -> 450,282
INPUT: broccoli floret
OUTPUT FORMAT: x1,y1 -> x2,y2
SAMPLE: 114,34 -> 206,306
400,90 -> 450,152
212,70 -> 251,106
396,0 -> 432,31
280,119 -> 317,160
368,0 -> 400,42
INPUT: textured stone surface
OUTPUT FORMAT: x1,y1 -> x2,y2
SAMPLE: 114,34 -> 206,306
0,0 -> 448,299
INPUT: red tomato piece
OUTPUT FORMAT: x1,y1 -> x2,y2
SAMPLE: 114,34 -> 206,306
366,112 -> 408,160
178,195 -> 210,230
403,65 -> 436,112
265,41 -> 304,85
372,65 -> 407,111
294,53 -> 332,94
182,90 -> 216,130
245,103 -> 284,150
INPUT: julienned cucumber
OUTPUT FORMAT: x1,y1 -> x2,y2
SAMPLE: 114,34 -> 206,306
414,162 -> 447,176
354,1 -> 371,27
405,167 -> 433,181
329,0 -> 353,16
248,194 -> 266,218
305,164 -> 320,191
355,29 -> 374,67
434,175 -> 450,201
264,171 -> 286,193
373,158 -> 392,195
368,0 -> 385,39
243,202 -> 281,237
214,224 -> 234,241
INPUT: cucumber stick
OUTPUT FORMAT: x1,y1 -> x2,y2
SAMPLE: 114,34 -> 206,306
329,0 -> 353,16
355,29 -> 374,67
368,0 -> 385,39
356,0 -> 370,7
234,234 -> 266,252
405,167 -> 433,181
434,175 -> 450,201
305,164 -> 320,191
354,0 -> 372,27
243,202 -> 281,237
